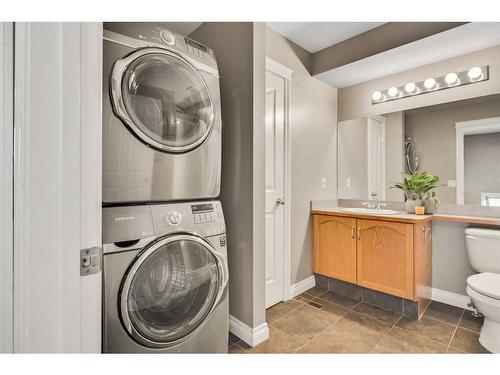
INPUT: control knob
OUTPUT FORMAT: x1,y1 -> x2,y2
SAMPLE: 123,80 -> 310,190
160,29 -> 175,45
166,211 -> 182,226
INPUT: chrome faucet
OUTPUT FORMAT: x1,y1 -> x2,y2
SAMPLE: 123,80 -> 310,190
362,192 -> 387,210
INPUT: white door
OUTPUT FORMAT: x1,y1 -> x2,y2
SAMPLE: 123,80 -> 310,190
367,117 -> 386,200
265,69 -> 286,308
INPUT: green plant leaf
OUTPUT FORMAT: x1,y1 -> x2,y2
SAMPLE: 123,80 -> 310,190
390,172 -> 441,200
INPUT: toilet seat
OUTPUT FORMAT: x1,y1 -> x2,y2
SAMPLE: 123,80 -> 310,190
467,272 -> 500,300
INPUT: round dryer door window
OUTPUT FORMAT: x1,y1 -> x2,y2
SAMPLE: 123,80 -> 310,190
112,48 -> 214,153
120,234 -> 222,348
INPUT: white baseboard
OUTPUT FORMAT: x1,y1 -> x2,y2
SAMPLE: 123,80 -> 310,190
288,275 -> 316,299
229,315 -> 269,347
432,287 -> 472,310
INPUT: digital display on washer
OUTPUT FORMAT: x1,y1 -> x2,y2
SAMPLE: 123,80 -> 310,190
185,37 -> 207,52
191,203 -> 214,213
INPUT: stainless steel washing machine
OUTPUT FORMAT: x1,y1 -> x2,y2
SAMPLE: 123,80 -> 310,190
102,200 -> 228,353
102,25 -> 222,204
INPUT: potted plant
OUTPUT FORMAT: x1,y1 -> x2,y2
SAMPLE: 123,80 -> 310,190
391,172 -> 440,213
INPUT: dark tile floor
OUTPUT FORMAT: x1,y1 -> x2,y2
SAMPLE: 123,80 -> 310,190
228,286 -> 490,354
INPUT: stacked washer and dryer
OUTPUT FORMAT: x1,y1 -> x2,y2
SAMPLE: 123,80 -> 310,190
101,25 -> 228,353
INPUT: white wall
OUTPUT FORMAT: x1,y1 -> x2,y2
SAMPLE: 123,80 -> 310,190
13,22 -> 102,353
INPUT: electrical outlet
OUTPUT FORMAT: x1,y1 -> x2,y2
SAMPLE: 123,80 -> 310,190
346,178 -> 351,188
448,180 -> 457,187
321,177 -> 327,189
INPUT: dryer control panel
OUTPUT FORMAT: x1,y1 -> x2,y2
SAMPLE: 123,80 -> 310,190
149,26 -> 217,69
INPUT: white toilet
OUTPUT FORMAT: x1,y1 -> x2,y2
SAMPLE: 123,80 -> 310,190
465,227 -> 500,353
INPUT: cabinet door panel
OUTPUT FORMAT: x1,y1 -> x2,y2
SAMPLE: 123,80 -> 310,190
313,215 -> 357,283
357,219 -> 414,299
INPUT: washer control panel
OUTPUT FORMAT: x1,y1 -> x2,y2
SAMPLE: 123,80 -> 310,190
161,210 -> 182,226
149,200 -> 225,237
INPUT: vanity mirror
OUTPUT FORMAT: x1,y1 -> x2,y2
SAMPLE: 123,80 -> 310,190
337,93 -> 500,208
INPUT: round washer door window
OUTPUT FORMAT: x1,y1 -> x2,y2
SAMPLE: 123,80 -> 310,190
120,235 -> 220,347
113,49 -> 214,153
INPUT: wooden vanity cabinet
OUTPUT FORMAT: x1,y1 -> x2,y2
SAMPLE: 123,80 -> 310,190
312,213 -> 432,312
312,215 -> 357,283
356,219 -> 414,299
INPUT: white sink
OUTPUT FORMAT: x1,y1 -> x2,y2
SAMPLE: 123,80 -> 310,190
340,207 -> 399,215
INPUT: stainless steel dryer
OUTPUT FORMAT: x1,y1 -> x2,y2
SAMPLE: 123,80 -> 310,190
103,25 -> 222,204
102,200 -> 228,353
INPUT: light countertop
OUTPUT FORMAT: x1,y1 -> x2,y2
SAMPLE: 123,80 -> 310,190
311,200 -> 500,226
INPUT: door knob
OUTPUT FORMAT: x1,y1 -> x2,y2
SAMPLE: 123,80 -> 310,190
276,198 -> 285,206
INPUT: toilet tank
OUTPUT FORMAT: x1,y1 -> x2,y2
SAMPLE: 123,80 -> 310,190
465,228 -> 500,273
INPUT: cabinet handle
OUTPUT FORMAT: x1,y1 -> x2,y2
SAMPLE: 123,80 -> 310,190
422,225 -> 432,242
351,226 -> 355,239
357,227 -> 361,240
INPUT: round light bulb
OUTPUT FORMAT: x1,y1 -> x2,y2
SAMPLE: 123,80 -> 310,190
468,67 -> 482,81
372,91 -> 383,101
388,87 -> 399,98
424,78 -> 437,90
445,72 -> 458,85
404,82 -> 416,93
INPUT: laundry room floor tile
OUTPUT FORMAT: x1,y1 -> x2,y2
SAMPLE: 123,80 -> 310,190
227,287 -> 491,354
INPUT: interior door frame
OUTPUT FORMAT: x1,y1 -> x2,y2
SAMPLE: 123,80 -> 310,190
13,22 -> 102,353
265,57 -> 293,301
0,22 -> 14,353
367,115 -> 386,200
455,116 -> 500,204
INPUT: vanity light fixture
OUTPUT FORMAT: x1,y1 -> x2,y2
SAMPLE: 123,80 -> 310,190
424,77 -> 437,90
404,82 -> 417,94
445,72 -> 459,86
468,66 -> 483,81
388,87 -> 399,98
371,90 -> 384,102
371,65 -> 489,104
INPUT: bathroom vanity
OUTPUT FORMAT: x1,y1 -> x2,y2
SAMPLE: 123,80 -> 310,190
312,202 -> 500,319
312,207 -> 433,318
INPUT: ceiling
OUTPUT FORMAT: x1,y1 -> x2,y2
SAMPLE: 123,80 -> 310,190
266,22 -> 385,53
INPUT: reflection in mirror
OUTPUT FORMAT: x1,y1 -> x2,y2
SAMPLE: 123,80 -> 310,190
337,94 -> 500,206
464,129 -> 500,207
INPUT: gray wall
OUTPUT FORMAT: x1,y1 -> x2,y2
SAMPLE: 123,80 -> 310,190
464,132 -> 500,205
432,221 -> 474,294
265,28 -> 338,285
191,23 -> 266,328
404,96 -> 500,204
